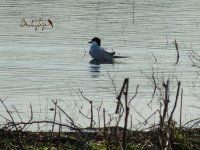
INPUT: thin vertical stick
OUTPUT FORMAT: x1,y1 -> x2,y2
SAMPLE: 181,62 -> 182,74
123,78 -> 129,150
162,80 -> 169,127
180,88 -> 183,127
168,81 -> 181,123
56,111 -> 61,149
103,108 -> 106,129
50,100 -> 57,148
103,107 -> 107,148
90,101 -> 93,128
174,39 -> 179,64
130,114 -> 133,131
97,101 -> 103,129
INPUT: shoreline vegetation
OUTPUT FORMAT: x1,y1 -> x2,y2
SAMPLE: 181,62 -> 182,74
0,127 -> 199,150
0,77 -> 199,150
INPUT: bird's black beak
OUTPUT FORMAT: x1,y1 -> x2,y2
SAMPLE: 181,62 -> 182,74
88,40 -> 92,43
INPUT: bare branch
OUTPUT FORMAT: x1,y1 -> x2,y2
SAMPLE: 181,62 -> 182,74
173,39 -> 180,64
168,81 -> 181,124
0,99 -> 25,150
12,105 -> 23,122
188,49 -> 200,68
151,51 -> 157,64
129,84 -> 139,104
79,89 -> 94,128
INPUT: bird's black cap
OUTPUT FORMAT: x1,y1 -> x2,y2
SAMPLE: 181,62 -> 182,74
88,37 -> 101,46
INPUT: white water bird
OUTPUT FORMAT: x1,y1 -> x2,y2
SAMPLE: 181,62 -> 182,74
88,37 -> 129,64
88,37 -> 116,62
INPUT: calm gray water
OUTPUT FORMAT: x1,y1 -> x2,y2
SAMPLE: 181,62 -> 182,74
0,0 -> 200,129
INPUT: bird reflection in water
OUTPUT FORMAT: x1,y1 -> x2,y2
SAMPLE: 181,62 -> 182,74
89,59 -> 113,78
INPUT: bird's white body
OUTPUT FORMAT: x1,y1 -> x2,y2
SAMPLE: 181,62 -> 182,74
89,41 -> 114,62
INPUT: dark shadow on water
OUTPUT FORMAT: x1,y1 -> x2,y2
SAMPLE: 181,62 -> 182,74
89,59 -> 113,78
89,59 -> 113,65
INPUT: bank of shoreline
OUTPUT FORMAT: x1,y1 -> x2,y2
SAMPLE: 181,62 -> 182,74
0,126 -> 199,150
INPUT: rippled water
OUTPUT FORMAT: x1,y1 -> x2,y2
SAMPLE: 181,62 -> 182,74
0,0 -> 200,129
